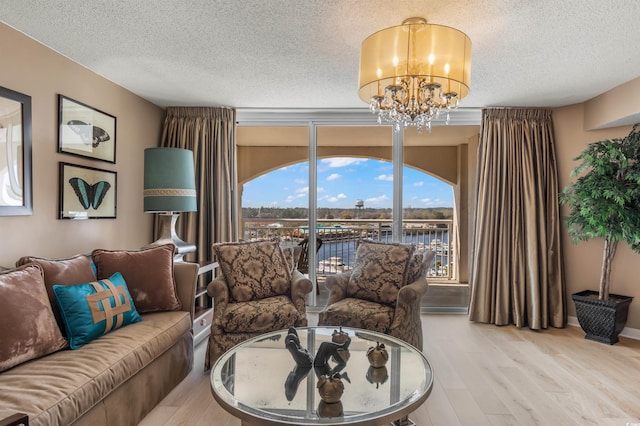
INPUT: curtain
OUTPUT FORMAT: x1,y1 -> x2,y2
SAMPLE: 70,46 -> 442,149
158,107 -> 238,264
468,108 -> 566,329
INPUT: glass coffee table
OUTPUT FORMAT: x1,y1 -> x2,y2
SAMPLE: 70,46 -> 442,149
210,327 -> 433,426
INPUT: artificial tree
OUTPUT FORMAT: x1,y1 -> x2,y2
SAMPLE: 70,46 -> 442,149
560,123 -> 640,301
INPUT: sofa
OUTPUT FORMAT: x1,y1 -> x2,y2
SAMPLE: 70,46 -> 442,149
0,244 -> 198,426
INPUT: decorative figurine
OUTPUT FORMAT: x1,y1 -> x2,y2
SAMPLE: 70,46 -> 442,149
313,337 -> 351,377
366,365 -> 389,389
284,365 -> 311,401
331,326 -> 349,344
366,342 -> 389,368
285,327 -> 313,367
317,400 -> 344,418
317,373 -> 345,403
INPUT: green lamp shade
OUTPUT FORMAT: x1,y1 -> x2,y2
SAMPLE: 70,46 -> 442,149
144,148 -> 197,212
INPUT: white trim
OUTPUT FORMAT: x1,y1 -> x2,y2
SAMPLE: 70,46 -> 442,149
568,316 -> 640,340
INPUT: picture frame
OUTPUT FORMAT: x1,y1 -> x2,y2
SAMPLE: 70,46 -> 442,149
58,95 -> 116,163
59,162 -> 117,219
0,86 -> 32,216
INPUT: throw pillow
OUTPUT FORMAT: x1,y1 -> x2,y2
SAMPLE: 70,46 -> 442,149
53,272 -> 142,349
0,263 -> 67,372
406,249 -> 436,283
213,239 -> 292,302
91,244 -> 181,313
346,240 -> 415,306
16,254 -> 97,331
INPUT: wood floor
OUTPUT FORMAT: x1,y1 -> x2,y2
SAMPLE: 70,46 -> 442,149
140,314 -> 640,426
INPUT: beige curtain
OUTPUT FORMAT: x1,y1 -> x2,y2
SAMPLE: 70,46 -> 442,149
158,107 -> 238,264
468,108 -> 566,329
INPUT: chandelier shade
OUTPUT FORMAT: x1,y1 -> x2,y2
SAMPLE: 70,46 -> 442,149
358,17 -> 472,132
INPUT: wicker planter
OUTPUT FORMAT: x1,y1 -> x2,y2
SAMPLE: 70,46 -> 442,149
572,290 -> 633,345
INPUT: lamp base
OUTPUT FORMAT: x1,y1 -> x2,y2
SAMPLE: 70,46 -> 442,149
146,213 -> 196,262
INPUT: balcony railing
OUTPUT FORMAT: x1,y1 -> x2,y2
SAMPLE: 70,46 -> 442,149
243,218 -> 454,280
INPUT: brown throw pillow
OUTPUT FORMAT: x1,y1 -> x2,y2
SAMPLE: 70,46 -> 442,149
0,263 -> 67,372
16,254 -> 96,331
213,239 -> 292,302
346,240 -> 415,306
91,244 -> 181,313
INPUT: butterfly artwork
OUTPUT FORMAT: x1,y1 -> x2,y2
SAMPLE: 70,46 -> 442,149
68,178 -> 111,210
66,120 -> 111,148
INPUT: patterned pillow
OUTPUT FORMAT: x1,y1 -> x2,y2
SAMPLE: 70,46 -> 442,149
16,254 -> 97,332
0,263 -> 67,372
91,244 -> 181,313
213,239 -> 292,302
346,240 -> 415,306
406,250 -> 436,283
53,272 -> 142,349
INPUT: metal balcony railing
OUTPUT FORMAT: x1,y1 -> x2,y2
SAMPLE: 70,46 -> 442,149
243,218 -> 454,280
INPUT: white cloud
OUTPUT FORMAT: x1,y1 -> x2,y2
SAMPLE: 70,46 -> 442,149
321,158 -> 367,168
296,186 -> 309,194
366,194 -> 389,204
294,178 -> 306,185
327,196 -> 339,203
337,193 -> 347,199
326,173 -> 341,181
413,181 -> 424,187
375,174 -> 393,182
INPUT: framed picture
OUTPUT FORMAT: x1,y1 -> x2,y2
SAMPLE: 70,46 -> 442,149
0,86 -> 32,216
58,95 -> 116,163
59,162 -> 116,219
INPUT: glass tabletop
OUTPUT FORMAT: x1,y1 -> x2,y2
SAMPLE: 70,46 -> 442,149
210,327 -> 433,425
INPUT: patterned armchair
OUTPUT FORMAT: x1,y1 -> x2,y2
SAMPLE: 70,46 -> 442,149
318,240 -> 435,351
204,239 -> 313,369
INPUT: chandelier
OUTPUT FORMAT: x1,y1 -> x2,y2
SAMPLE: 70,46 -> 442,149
358,17 -> 472,133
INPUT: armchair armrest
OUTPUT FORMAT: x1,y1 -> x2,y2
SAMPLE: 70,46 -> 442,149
291,269 -> 313,315
388,276 -> 429,350
207,276 -> 230,336
324,271 -> 352,305
173,262 -> 198,324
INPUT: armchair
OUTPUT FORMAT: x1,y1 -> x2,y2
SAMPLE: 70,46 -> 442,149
318,241 -> 435,351
204,239 -> 313,369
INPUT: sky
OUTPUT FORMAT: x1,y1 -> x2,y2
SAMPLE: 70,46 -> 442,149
242,157 -> 453,209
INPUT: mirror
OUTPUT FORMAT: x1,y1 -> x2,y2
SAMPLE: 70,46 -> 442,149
0,86 -> 32,216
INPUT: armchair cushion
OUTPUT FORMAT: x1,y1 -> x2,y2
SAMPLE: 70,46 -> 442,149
346,240 -> 415,306
222,295 -> 301,334
213,240 -> 292,302
319,298 -> 394,333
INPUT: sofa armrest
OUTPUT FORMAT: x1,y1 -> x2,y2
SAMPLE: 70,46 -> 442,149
324,271 -> 352,305
173,262 -> 198,324
0,413 -> 28,426
291,269 -> 313,314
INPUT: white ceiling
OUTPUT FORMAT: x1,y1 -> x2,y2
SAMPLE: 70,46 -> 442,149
2,0 -> 640,112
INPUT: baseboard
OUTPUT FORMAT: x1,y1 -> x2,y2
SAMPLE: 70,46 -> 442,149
568,315 -> 640,341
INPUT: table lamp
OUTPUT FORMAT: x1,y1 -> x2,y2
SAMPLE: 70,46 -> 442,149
144,147 -> 197,261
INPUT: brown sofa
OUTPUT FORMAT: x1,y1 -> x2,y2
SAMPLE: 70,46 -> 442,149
0,247 -> 198,426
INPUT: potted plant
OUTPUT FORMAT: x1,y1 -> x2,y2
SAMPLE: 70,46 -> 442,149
560,123 -> 640,344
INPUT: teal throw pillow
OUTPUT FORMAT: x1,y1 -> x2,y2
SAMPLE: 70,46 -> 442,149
53,272 -> 142,349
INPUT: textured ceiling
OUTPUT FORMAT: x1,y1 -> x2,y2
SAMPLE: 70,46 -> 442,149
2,0 -> 640,112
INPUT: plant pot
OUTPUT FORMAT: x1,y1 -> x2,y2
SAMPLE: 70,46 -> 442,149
571,290 -> 633,345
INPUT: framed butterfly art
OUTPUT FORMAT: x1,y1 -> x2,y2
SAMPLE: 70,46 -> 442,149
58,95 -> 116,163
59,162 -> 116,219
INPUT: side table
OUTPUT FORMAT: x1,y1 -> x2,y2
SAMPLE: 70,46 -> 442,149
194,261 -> 218,345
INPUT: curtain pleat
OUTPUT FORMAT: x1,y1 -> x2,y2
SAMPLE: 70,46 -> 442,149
158,107 -> 238,263
468,108 -> 566,329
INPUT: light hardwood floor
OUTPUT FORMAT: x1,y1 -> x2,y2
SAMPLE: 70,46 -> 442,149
140,314 -> 640,426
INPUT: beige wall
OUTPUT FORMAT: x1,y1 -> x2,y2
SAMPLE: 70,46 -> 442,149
0,23 -> 163,266
553,103 -> 640,329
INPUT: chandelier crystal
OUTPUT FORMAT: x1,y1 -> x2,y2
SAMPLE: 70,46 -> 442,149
358,17 -> 472,133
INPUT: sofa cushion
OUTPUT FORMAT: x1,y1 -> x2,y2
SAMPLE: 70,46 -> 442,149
346,240 -> 415,306
0,264 -> 67,373
406,249 -> 436,283
91,244 -> 181,313
213,239 -> 292,302
0,310 -> 190,426
16,254 -> 97,331
318,298 -> 394,333
222,295 -> 301,333
53,272 -> 143,349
